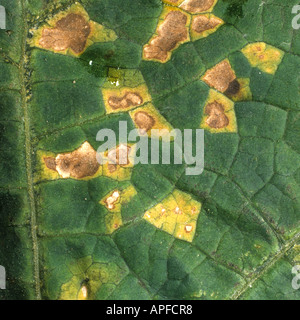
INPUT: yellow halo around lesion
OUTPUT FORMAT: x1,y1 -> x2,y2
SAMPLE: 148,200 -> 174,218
60,256 -> 126,300
162,0 -> 185,6
129,103 -> 174,140
143,189 -> 201,242
143,1 -> 222,63
29,3 -> 117,57
200,89 -> 237,133
36,142 -> 103,182
241,42 -> 284,75
102,85 -> 152,114
99,144 -> 136,182
102,68 -> 153,114
100,184 -> 137,234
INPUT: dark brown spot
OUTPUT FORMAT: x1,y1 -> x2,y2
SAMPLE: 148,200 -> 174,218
192,15 -> 221,33
108,92 -> 143,110
180,0 -> 215,13
44,157 -> 56,171
143,11 -> 188,62
224,79 -> 241,97
205,101 -> 229,129
203,60 -> 236,93
44,142 -> 100,179
39,13 -> 91,54
134,111 -> 156,132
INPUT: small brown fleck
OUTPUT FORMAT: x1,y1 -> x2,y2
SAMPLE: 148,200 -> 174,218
143,11 -> 188,62
49,141 -> 100,179
205,101 -> 229,129
39,13 -> 91,54
180,0 -> 215,13
108,144 -> 131,166
192,15 -> 221,34
134,111 -> 155,133
108,164 -> 117,173
44,157 -> 56,171
108,92 -> 143,110
175,206 -> 182,214
224,79 -> 241,97
203,60 -> 236,93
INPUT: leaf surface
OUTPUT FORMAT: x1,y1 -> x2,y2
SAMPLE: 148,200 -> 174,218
0,0 -> 300,300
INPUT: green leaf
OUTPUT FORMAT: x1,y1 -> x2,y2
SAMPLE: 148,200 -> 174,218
0,0 -> 299,300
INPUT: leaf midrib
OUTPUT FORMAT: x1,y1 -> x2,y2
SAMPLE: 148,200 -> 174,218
20,0 -> 41,300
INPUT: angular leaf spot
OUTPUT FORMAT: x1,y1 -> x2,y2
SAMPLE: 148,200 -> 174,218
143,189 -> 202,242
241,42 -> 284,75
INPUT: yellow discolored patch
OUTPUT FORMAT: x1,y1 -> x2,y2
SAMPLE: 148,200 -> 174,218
200,90 -> 237,133
190,14 -> 223,41
37,150 -> 61,182
229,78 -> 252,102
100,144 -> 136,181
143,189 -> 201,242
30,3 -> 117,56
100,185 -> 137,234
102,68 -> 153,114
60,256 -> 126,300
38,142 -> 102,181
129,103 -> 174,140
44,142 -> 102,180
162,0 -> 185,5
179,0 -> 218,14
241,42 -> 284,75
143,7 -> 191,63
202,59 -> 237,93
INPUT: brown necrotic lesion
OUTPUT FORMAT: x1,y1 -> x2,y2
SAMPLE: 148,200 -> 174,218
192,15 -> 221,33
134,111 -> 156,133
39,13 -> 91,54
180,0 -> 215,13
203,60 -> 237,93
43,142 -> 100,179
143,11 -> 188,62
205,101 -> 229,129
104,191 -> 120,210
108,92 -> 143,110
